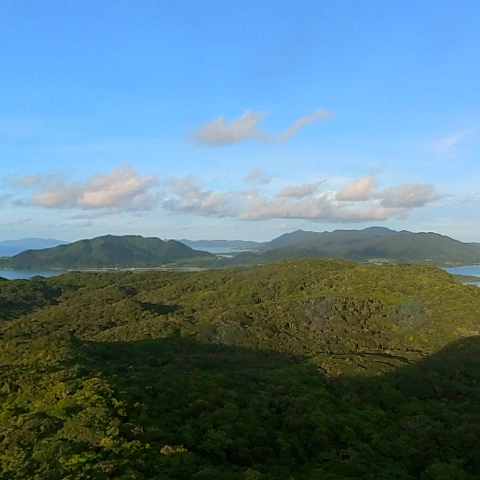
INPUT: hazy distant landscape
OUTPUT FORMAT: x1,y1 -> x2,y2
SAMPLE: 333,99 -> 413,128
2,227 -> 480,272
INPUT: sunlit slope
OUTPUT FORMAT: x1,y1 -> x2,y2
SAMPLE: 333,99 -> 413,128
237,229 -> 480,266
2,259 -> 480,369
1,259 -> 480,479
0,234 -> 213,269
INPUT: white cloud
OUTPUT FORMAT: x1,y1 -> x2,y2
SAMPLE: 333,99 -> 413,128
191,107 -> 334,146
162,174 -> 441,224
241,192 -> 406,222
278,108 -> 335,142
191,110 -> 267,146
29,163 -> 158,212
336,174 -> 377,201
162,177 -> 246,217
277,181 -> 322,198
376,183 -> 441,208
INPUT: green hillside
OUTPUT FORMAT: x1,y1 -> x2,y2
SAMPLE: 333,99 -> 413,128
1,259 -> 480,478
0,235 -> 214,269
229,228 -> 480,267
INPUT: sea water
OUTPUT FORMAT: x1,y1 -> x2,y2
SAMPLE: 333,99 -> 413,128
443,265 -> 480,287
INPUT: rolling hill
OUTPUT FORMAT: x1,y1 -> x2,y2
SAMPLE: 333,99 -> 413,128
225,227 -> 480,267
1,259 -> 480,478
0,234 -> 214,269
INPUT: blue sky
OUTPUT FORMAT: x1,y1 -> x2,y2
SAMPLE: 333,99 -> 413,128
1,0 -> 479,242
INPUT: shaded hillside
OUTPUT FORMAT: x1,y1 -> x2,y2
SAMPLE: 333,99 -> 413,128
1,259 -> 480,478
262,227 -> 398,251
0,235 -> 214,269
227,228 -> 480,267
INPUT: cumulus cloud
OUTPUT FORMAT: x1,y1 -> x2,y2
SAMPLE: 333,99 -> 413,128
29,163 -> 158,211
277,181 -> 322,198
241,193 -> 406,222
191,107 -> 334,146
336,174 -> 377,201
376,184 -> 441,208
162,177 -> 247,217
161,174 -> 441,224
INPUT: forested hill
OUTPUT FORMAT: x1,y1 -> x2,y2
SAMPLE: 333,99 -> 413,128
225,227 -> 480,267
1,259 -> 480,478
0,234 -> 214,269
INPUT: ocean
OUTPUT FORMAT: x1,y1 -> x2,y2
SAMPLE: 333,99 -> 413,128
443,265 -> 480,287
1,264 -> 480,284
0,269 -> 66,280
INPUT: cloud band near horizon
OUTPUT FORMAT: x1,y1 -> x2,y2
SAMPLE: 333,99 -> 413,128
6,167 -> 442,224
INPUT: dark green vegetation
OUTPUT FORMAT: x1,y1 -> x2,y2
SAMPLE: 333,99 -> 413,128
220,227 -> 480,267
0,235 -> 213,270
1,259 -> 480,479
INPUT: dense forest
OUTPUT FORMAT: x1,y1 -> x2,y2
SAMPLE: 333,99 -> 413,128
0,235 -> 213,269
1,259 -> 480,479
228,228 -> 480,267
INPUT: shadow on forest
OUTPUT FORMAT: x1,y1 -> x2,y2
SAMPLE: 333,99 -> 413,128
137,301 -> 182,316
68,335 -> 480,477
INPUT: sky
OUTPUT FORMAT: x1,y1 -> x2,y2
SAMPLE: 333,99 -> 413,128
1,0 -> 480,242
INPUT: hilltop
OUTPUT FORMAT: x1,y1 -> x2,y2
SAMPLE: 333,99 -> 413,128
0,234 -> 213,269
1,228 -> 479,270
1,259 -> 480,478
218,227 -> 480,267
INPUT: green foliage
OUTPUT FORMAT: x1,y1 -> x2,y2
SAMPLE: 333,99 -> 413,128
0,235 -> 213,269
231,228 -> 480,267
0,259 -> 480,478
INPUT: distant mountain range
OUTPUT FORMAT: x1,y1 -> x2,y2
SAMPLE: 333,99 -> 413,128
218,227 -> 480,267
0,237 -> 69,257
0,235 -> 213,269
1,227 -> 480,270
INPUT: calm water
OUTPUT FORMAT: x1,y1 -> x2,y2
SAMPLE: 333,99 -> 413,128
2,264 -> 480,284
444,265 -> 480,287
192,246 -> 252,254
0,269 -> 66,280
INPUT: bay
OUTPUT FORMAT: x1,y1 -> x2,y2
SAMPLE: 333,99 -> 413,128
0,269 -> 66,280
192,246 -> 251,254
444,265 -> 480,287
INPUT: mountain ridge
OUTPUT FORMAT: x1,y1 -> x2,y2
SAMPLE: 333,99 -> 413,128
0,234 -> 213,269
